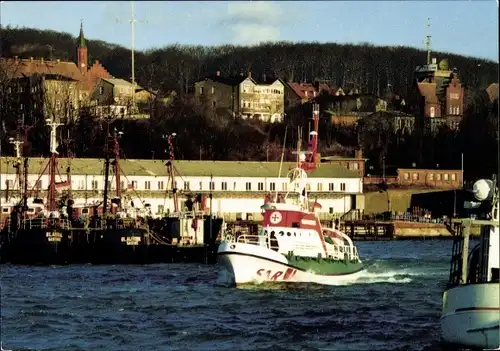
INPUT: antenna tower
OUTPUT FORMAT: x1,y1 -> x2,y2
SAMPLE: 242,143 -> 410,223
426,18 -> 432,65
117,0 -> 147,113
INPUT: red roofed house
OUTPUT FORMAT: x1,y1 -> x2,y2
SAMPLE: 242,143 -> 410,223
409,57 -> 464,133
0,23 -> 112,125
284,81 -> 345,108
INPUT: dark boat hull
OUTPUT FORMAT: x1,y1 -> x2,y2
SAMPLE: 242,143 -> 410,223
0,227 -> 71,265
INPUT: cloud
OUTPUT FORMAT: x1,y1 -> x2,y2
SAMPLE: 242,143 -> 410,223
219,1 -> 283,45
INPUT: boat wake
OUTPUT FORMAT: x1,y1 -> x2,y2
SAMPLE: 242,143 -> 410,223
215,258 -> 428,288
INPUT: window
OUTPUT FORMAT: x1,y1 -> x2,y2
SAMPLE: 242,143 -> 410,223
428,173 -> 434,181
340,183 -> 346,191
211,87 -> 215,94
430,106 -> 435,117
404,173 -> 409,180
246,182 -> 252,191
209,181 -> 215,190
329,207 -> 334,214
350,162 -> 359,170
199,181 -> 203,190
157,205 -> 164,215
282,182 -> 288,191
221,182 -> 227,191
444,174 -> 449,181
305,184 -> 311,191
182,181 -> 189,191
6,180 -> 13,189
99,86 -> 104,94
449,106 -> 453,115
455,107 -> 460,115
199,87 -> 204,95
233,182 -> 237,190
78,180 -> 84,190
36,180 -> 42,189
144,181 -> 151,190
91,180 -> 98,190
270,182 -> 276,191
412,173 -> 418,180
451,174 -> 456,181
317,183 -> 323,191
258,182 -> 264,191
436,174 -> 441,181
329,183 -> 334,191
158,181 -> 164,190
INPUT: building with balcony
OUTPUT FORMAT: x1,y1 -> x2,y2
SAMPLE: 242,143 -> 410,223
194,72 -> 285,123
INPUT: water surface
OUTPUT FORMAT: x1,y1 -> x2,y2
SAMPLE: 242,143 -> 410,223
1,240 -> 457,351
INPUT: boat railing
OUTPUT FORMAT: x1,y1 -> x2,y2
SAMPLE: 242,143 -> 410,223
224,232 -> 359,260
326,244 -> 359,261
2,217 -> 73,230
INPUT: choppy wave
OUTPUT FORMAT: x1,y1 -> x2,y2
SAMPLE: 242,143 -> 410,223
1,241 -> 454,351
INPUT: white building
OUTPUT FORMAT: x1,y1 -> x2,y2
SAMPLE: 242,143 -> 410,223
0,157 -> 364,221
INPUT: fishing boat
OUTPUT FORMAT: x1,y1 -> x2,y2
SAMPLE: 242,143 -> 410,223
0,120 -> 73,265
217,104 -> 364,286
441,176 -> 500,350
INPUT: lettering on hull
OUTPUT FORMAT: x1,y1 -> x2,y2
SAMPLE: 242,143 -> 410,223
256,268 -> 297,281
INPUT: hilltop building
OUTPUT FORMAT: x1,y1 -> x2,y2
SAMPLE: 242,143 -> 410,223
408,57 -> 464,133
194,72 -> 285,123
0,23 -> 154,123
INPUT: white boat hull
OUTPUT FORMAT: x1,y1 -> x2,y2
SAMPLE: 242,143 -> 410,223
441,282 -> 500,350
217,241 -> 364,286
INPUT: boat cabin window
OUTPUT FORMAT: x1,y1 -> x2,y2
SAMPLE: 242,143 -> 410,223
2,208 -> 9,213
82,208 -> 89,214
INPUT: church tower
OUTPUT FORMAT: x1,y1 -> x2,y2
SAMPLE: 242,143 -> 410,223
77,21 -> 88,75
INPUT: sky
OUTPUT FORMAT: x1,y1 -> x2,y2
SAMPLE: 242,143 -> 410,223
0,1 -> 498,62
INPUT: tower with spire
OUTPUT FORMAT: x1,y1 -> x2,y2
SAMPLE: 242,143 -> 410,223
77,21 -> 88,75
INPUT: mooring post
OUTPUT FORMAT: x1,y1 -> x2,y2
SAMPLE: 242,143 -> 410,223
460,219 -> 471,284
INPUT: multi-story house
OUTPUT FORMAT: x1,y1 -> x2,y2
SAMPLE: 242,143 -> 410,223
0,157 -> 365,222
0,22 -> 113,124
194,72 -> 285,123
408,57 -> 464,133
89,78 -> 155,118
312,93 -> 388,127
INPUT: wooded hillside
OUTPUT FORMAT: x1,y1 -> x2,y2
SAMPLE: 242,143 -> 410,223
1,26 -> 498,98
0,26 -> 498,180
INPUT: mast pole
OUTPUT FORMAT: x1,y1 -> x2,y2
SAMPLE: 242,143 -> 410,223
46,119 -> 63,213
113,128 -> 123,206
103,121 -> 111,215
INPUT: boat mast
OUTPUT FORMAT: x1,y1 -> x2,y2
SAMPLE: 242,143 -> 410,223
103,122 -> 111,215
112,128 -> 123,207
8,135 -> 23,203
301,103 -> 320,172
165,133 -> 178,213
46,119 -> 63,212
